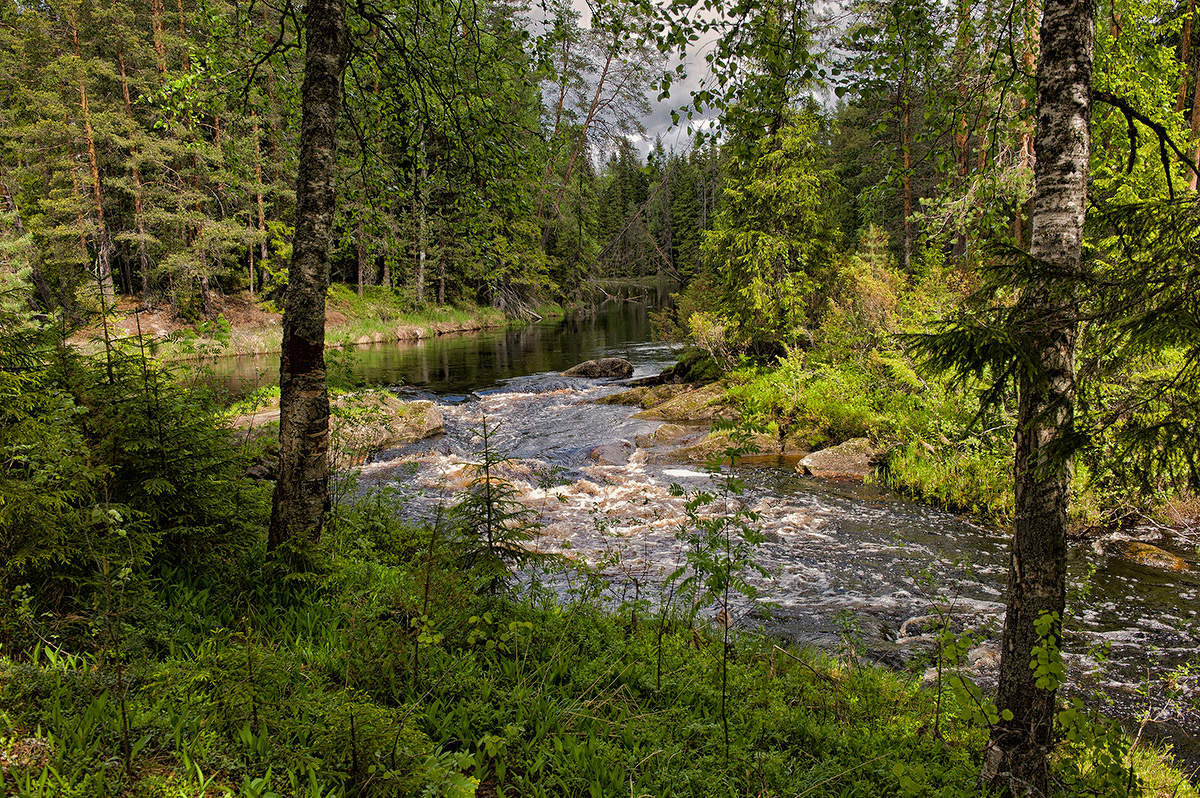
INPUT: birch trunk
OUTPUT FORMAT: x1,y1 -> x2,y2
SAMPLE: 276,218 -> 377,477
268,0 -> 347,552
981,0 -> 1093,791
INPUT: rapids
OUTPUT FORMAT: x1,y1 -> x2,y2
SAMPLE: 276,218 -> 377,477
217,295 -> 1200,761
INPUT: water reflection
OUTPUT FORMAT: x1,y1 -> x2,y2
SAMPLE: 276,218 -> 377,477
211,286 -> 674,395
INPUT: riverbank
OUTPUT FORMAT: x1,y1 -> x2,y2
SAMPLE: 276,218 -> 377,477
86,285 -> 552,359
613,341 -> 1199,542
7,316 -> 1197,795
2,494 -> 1193,797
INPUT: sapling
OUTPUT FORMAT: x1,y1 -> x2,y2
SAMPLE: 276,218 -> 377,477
451,414 -> 543,594
670,417 -> 767,763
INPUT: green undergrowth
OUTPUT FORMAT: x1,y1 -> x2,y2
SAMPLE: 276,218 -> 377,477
684,248 -> 1131,530
718,343 -> 1024,527
0,485 -> 1193,796
717,343 -> 1138,530
3,291 -> 1195,797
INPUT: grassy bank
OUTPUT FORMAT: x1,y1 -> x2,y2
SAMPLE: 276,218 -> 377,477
2,488 -> 1192,797
97,285 -> 512,360
2,317 -> 1194,797
652,252 -> 1194,533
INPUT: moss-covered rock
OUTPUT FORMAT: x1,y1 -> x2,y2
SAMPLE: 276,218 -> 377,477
1118,541 -> 1189,572
230,391 -> 443,468
633,423 -> 690,447
796,437 -> 879,480
632,384 -> 730,422
331,393 -> 443,465
670,429 -> 783,463
597,382 -> 691,409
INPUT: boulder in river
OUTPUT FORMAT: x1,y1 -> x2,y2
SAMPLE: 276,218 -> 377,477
634,423 -> 690,448
1118,541 -> 1189,572
588,441 -> 634,465
331,394 -> 443,466
796,438 -> 879,480
562,357 -> 634,378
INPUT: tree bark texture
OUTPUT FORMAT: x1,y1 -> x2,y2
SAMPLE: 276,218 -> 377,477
982,0 -> 1093,792
1178,0 -> 1195,112
268,0 -> 347,553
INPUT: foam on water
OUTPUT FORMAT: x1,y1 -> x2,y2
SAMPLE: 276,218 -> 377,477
353,360 -> 1200,761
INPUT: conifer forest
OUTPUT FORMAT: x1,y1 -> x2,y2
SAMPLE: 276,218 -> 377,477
3,0 -> 1200,793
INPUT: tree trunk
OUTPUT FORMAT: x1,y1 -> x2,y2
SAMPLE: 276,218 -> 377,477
1178,0 -> 1195,112
953,0 -> 971,262
175,0 -> 189,70
1015,0 -> 1040,246
536,35 -> 573,223
901,94 -> 914,272
151,0 -> 168,78
252,113 -> 269,268
981,0 -> 1094,791
356,213 -> 365,297
541,40 -> 616,249
268,0 -> 347,553
0,177 -> 52,309
65,135 -> 90,266
1190,54 -> 1200,190
413,136 -> 426,303
70,13 -> 114,300
248,222 -> 256,296
117,45 -> 152,297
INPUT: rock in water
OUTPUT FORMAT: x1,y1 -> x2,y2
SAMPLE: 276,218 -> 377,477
796,438 -> 878,480
332,394 -> 444,466
562,357 -> 634,378
1119,541 -> 1189,572
588,441 -> 634,465
634,423 -> 689,447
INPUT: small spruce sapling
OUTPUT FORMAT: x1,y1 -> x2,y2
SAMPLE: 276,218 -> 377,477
451,415 -> 542,594
669,417 -> 767,763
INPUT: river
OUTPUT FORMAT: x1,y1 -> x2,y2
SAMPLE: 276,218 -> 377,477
213,294 -> 1200,764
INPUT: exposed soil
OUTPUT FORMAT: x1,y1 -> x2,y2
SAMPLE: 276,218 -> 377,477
102,293 -> 283,339
75,292 -> 503,357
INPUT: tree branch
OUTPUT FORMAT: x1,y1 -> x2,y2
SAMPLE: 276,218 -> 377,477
1093,89 -> 1200,198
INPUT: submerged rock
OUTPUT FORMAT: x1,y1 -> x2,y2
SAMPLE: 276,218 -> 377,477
562,357 -> 634,378
588,441 -> 634,465
796,438 -> 879,480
